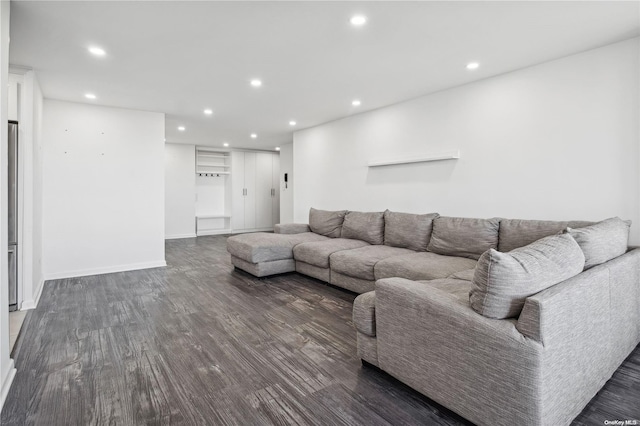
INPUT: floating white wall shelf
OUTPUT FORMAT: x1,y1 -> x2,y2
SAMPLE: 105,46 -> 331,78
368,150 -> 460,167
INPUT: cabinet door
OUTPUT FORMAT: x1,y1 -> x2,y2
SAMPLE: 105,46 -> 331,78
231,152 -> 245,230
272,154 -> 280,226
244,152 -> 257,229
255,152 -> 274,229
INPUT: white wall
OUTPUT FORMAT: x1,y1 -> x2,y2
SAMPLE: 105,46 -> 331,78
7,74 -> 19,122
164,143 -> 196,239
42,100 -> 166,279
279,143 -> 294,223
294,38 -> 640,244
0,0 -> 15,411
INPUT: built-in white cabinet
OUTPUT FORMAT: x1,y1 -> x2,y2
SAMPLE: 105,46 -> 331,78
232,151 -> 280,233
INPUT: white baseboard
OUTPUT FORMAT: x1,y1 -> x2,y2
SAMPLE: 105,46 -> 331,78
197,229 -> 232,236
44,260 -> 167,281
165,233 -> 197,240
0,359 -> 16,412
21,277 -> 45,310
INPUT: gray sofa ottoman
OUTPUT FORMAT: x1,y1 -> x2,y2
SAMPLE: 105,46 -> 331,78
227,231 -> 329,277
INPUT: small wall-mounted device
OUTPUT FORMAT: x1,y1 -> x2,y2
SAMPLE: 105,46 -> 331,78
284,173 -> 288,189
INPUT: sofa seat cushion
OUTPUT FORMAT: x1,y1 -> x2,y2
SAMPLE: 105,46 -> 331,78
470,233 -> 585,319
566,217 -> 631,269
374,252 -> 477,281
498,218 -> 594,252
416,278 -> 473,304
428,216 -> 500,260
341,211 -> 386,245
447,268 -> 476,281
293,238 -> 370,268
331,245 -> 415,281
353,291 -> 376,336
227,232 -> 329,263
384,210 -> 439,252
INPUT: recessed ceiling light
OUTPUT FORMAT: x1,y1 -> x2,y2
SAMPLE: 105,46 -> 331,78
250,79 -> 262,87
466,62 -> 480,70
250,133 -> 257,138
88,46 -> 106,56
204,109 -> 213,115
85,93 -> 96,99
289,121 -> 296,126
223,142 -> 229,147
352,99 -> 361,106
350,15 -> 367,26
178,126 -> 185,131
275,147 -> 280,151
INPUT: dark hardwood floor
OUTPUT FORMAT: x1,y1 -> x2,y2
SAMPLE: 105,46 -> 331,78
2,235 -> 639,425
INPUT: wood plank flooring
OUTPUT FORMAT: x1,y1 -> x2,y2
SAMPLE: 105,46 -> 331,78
2,235 -> 639,425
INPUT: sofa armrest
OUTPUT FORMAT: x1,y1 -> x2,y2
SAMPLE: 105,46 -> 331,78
514,248 -> 640,426
516,268 -> 608,344
353,291 -> 376,336
517,248 -> 640,346
274,223 -> 310,234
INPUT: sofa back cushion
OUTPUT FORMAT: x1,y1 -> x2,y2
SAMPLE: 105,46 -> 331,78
383,211 -> 439,252
566,217 -> 631,269
309,208 -> 347,238
427,216 -> 500,260
498,219 -> 594,252
470,233 -> 585,319
341,211 -> 385,245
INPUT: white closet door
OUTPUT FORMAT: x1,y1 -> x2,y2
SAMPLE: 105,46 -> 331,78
244,152 -> 257,229
231,152 -> 245,230
255,152 -> 274,229
271,154 -> 280,226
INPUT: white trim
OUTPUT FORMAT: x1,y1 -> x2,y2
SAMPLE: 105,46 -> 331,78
196,229 -> 232,236
0,359 -> 16,411
44,260 -> 167,280
20,277 -> 44,310
165,233 -> 196,240
8,65 -> 30,75
368,150 -> 460,167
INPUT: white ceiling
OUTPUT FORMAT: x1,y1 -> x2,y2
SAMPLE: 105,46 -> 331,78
9,1 -> 640,151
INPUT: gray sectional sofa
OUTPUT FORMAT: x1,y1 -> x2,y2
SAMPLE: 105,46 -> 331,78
226,208 -> 640,426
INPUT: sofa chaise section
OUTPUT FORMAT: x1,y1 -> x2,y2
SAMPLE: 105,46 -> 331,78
227,232 -> 329,277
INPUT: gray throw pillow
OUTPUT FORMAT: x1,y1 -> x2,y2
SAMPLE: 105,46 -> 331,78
341,211 -> 385,245
566,217 -> 631,269
427,217 -> 500,260
470,233 -> 585,319
383,210 -> 439,252
308,208 -> 347,238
